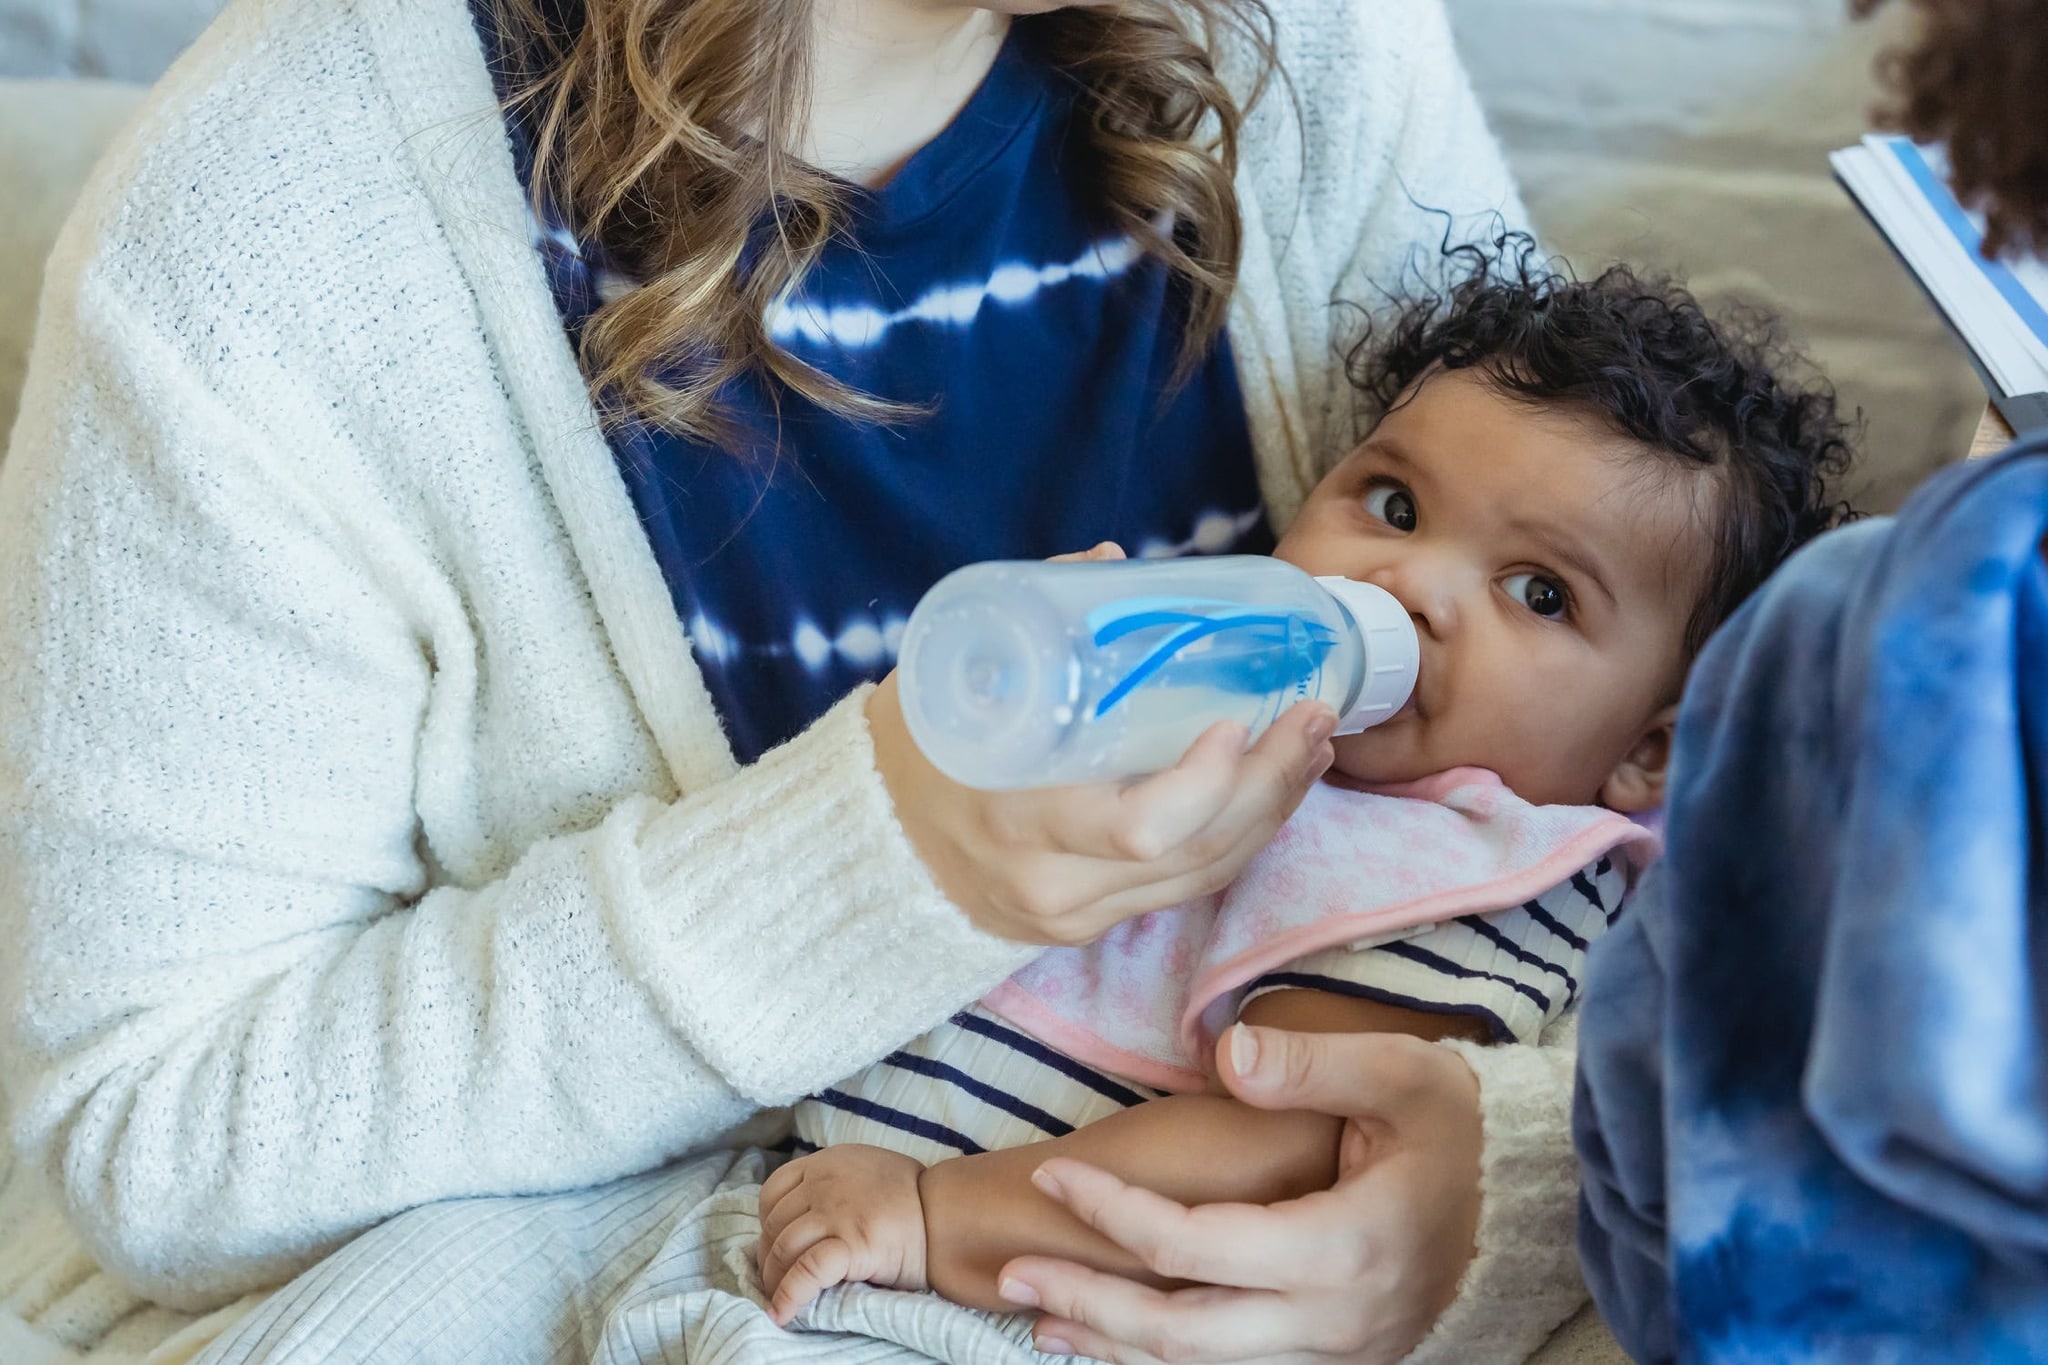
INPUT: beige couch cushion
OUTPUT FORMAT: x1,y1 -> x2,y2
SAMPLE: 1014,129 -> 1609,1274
1,0 -> 220,81
0,78 -> 143,449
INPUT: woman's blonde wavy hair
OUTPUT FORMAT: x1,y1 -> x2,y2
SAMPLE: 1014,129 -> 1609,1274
486,0 -> 1277,444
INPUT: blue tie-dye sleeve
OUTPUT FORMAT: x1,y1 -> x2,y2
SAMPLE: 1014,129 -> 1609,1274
1573,435 -> 2048,1363
1575,889 -> 1676,1363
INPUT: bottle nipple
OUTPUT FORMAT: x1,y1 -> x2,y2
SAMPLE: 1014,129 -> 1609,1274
1312,577 -> 1420,734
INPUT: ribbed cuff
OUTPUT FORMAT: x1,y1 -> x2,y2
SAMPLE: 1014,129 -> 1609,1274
1403,1023 -> 1588,1365
598,685 -> 1037,1106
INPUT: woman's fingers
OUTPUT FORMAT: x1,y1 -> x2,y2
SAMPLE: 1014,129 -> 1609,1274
1019,1159 -> 1352,1292
1000,1036 -> 1488,1365
1108,703 -> 1334,861
1046,542 -> 1129,565
1081,781 -> 1336,930
1217,1026 -> 1469,1118
1039,704 -> 1335,903
1026,1317 -> 1141,1365
980,706 -> 1334,943
872,636 -> 1334,945
1008,721 -> 1237,868
1101,719 -> 1258,861
1004,1258 -> 1302,1364
1154,707 -> 1336,878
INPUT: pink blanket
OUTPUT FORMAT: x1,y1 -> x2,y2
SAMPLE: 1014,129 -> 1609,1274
983,770 -> 1659,1091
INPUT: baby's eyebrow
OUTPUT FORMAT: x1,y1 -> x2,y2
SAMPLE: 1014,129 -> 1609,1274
1357,436 -> 1420,478
1511,518 -> 1616,608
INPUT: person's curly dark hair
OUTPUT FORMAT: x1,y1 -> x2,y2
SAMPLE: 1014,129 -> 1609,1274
1853,0 -> 2048,259
1346,236 -> 1859,657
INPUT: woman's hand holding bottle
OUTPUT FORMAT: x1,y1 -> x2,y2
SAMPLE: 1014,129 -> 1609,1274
867,544 -> 1339,946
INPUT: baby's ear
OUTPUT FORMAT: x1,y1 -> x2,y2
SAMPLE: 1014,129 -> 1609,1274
1600,704 -> 1678,814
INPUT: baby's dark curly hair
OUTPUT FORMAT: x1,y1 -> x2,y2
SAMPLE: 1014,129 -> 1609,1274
1347,236 -> 1859,657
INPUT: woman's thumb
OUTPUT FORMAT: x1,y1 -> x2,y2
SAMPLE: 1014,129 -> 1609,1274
1218,1023 -> 1431,1116
1047,541 -> 1128,564
1219,1024 -> 1323,1107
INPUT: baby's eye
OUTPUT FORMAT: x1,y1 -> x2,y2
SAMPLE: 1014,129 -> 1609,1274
1505,572 -> 1570,620
1364,483 -> 1417,533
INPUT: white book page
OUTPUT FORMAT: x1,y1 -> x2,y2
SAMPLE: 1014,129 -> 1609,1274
1838,140 -> 2048,395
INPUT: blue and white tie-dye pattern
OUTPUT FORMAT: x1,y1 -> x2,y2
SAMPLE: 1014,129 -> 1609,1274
488,9 -> 1270,763
1575,438 -> 2048,1363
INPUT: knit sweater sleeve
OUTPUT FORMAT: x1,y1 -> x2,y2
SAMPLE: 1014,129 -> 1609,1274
0,262 -> 1033,1310
1402,1015 -> 1589,1364
1327,0 -> 1528,311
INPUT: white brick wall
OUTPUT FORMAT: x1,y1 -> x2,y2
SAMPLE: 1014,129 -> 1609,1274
1,0 -> 1988,506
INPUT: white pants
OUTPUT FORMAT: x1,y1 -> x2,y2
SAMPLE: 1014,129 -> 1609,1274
194,1148 -> 1059,1365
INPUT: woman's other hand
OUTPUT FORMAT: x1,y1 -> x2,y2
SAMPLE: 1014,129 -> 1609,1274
994,1026 -> 1484,1364
868,544 -> 1338,947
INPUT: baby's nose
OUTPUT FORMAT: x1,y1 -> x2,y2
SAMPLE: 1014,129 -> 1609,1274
1368,563 -> 1459,640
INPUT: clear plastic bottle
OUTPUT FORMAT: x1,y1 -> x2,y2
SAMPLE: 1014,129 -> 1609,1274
897,555 -> 1419,790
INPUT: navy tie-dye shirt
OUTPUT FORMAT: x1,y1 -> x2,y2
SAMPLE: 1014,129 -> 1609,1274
487,14 -> 1271,762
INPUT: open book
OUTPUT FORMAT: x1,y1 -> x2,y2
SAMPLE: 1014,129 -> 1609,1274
1833,134 -> 2048,435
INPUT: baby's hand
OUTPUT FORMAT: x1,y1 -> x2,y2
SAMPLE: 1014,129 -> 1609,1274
757,1144 -> 928,1326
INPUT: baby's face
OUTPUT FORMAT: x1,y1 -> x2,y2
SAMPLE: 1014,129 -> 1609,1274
1274,369 -> 1705,809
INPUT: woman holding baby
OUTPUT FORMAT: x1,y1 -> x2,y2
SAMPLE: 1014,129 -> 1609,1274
0,0 -> 1674,1363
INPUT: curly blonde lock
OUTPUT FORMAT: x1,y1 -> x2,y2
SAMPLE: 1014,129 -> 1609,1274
486,0 -> 1278,446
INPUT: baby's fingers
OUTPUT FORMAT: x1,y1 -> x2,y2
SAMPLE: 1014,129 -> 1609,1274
760,1158 -> 807,1212
770,1236 -> 855,1326
760,1210 -> 829,1299
759,1179 -> 816,1263
758,1166 -> 804,1238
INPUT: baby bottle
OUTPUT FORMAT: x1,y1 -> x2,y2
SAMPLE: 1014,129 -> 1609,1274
897,555 -> 1419,790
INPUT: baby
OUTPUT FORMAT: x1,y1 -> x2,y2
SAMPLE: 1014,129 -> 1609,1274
758,244 -> 1858,1327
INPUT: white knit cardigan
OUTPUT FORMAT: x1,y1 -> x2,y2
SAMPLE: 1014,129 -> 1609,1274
0,0 -> 1587,1357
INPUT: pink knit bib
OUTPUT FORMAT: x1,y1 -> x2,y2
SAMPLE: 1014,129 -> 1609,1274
983,770 -> 1658,1091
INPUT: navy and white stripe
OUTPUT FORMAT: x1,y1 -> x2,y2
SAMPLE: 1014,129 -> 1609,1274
795,1006 -> 1159,1164
1242,855 -> 1626,1044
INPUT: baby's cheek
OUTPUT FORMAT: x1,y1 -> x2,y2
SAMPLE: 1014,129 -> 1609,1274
1486,715 -> 1617,808
1329,725 -> 1429,784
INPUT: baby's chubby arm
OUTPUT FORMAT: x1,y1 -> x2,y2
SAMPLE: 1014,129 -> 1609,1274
753,1090 -> 1335,1323
755,993 -> 1487,1322
916,991 -> 1488,1313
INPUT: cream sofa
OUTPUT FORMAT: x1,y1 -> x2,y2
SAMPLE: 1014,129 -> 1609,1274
0,78 -> 141,445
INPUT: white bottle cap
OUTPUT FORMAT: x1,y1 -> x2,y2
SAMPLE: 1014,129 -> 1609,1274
1314,577 -> 1420,735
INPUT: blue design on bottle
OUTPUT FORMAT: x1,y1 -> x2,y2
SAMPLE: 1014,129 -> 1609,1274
1087,597 -> 1338,718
